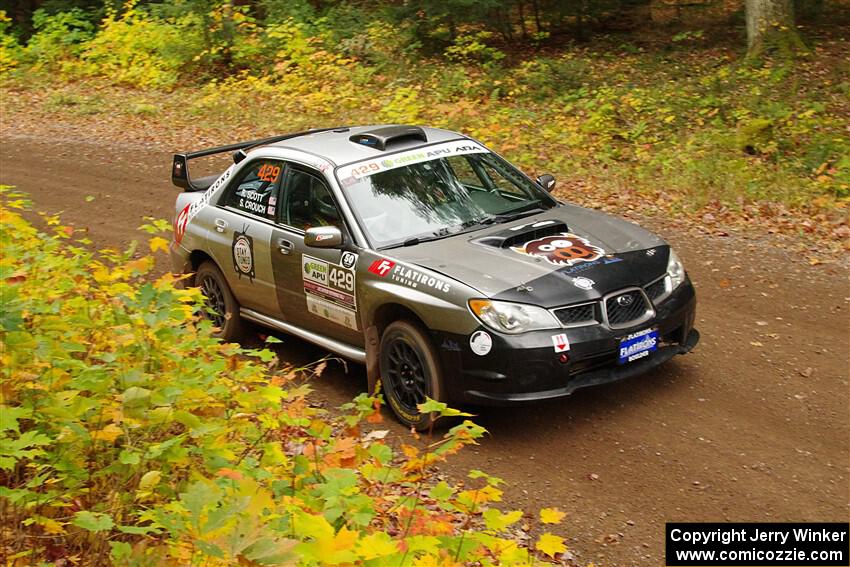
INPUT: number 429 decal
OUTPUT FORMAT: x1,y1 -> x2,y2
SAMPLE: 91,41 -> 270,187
329,266 -> 354,292
257,163 -> 281,183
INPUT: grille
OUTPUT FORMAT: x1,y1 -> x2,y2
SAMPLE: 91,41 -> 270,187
605,290 -> 651,327
644,277 -> 667,303
554,303 -> 596,326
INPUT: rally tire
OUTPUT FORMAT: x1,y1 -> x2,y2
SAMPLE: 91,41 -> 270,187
195,261 -> 245,342
379,320 -> 444,431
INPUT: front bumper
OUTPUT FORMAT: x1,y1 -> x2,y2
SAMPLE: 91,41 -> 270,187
433,279 -> 699,405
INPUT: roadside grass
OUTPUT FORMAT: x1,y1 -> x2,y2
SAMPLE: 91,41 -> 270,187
0,187 -> 574,565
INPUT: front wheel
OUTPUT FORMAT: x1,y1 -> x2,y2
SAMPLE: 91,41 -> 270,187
379,320 -> 444,430
195,261 -> 245,342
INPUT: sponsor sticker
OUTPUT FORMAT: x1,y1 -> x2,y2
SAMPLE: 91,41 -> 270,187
342,141 -> 489,180
368,259 -> 395,276
572,277 -> 594,290
618,328 -> 658,364
512,232 -> 605,267
551,333 -> 570,353
232,226 -> 254,281
340,251 -> 358,269
175,165 -> 235,244
469,331 -> 493,356
302,254 -> 358,330
388,264 -> 451,294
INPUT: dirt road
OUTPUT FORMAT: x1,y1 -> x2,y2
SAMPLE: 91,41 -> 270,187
2,134 -> 848,566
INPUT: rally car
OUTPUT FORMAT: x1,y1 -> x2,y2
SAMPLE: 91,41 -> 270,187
170,125 -> 699,428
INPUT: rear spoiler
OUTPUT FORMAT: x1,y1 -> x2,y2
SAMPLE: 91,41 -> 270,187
171,127 -> 341,191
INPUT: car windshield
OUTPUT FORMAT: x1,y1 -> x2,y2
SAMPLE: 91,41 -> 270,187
336,144 -> 557,249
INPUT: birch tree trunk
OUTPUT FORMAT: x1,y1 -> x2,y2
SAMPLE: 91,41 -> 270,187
745,0 -> 805,57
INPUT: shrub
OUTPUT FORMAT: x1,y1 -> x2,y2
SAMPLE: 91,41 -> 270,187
78,6 -> 204,88
24,9 -> 94,69
0,10 -> 22,75
0,188 -> 571,565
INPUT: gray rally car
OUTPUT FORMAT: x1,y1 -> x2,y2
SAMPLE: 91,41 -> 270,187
170,125 -> 699,428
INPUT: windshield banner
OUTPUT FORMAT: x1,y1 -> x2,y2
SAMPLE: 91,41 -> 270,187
339,140 -> 489,183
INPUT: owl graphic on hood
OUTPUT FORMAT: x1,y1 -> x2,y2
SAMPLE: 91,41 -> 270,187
511,232 -> 605,267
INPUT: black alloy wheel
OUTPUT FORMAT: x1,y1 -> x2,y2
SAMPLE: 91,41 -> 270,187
379,320 -> 444,430
195,261 -> 245,342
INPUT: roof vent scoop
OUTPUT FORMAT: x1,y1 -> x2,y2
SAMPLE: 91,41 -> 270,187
349,125 -> 427,151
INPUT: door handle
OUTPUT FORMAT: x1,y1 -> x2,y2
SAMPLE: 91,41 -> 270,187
277,237 -> 294,255
214,218 -> 228,233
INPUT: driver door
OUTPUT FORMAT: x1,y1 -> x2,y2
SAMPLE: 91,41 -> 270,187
271,165 -> 363,347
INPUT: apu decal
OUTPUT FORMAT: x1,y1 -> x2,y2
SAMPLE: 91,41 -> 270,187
511,232 -> 604,267
232,226 -> 254,281
302,255 -> 358,330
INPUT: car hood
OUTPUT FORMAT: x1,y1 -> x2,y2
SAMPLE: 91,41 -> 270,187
388,203 -> 670,308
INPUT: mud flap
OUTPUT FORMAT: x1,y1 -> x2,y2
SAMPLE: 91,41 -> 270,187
365,325 -> 381,396
679,329 -> 700,354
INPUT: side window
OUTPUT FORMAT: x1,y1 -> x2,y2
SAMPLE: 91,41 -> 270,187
476,160 -> 526,199
222,160 -> 283,220
283,169 -> 342,231
446,156 -> 482,188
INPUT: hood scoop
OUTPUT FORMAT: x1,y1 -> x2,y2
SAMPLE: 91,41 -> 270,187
472,219 -> 569,249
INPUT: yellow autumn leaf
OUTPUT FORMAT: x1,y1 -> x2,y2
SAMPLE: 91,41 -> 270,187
536,533 -> 567,557
34,516 -> 66,535
138,470 -> 161,491
91,423 -> 123,442
355,532 -> 399,560
540,507 -> 566,524
149,237 -> 170,253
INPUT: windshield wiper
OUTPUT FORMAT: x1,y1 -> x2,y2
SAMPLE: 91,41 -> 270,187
382,232 -> 456,249
476,207 -> 547,226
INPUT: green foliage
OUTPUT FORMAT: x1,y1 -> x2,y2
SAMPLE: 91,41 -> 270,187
78,5 -> 204,88
24,8 -> 94,68
445,30 -> 505,65
0,188 -> 569,565
0,11 -> 22,74
4,4 -> 848,225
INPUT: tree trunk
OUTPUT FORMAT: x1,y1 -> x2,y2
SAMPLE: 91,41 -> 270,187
745,0 -> 805,57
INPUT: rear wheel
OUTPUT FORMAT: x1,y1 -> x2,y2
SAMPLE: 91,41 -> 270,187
195,261 -> 245,342
379,320 -> 444,430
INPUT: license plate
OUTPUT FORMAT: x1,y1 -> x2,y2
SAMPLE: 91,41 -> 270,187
618,328 -> 658,364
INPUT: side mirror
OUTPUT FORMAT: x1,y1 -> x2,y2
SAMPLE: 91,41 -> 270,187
305,226 -> 343,248
536,174 -> 556,192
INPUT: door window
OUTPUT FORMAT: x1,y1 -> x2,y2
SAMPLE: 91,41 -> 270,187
222,160 -> 283,221
284,169 -> 342,230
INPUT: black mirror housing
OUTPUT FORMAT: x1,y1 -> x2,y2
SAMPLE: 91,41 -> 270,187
536,174 -> 556,192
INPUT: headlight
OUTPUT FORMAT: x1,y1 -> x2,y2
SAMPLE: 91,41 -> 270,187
667,248 -> 686,291
468,299 -> 560,335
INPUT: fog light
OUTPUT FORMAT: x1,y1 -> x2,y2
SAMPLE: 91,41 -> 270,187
558,353 -> 569,364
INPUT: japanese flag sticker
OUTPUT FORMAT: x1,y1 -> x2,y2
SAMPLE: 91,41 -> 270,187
552,333 -> 570,353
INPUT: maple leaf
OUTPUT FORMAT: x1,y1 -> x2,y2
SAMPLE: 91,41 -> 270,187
91,423 -> 123,443
540,507 -> 566,524
536,533 -> 567,557
149,236 -> 170,253
355,532 -> 399,560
